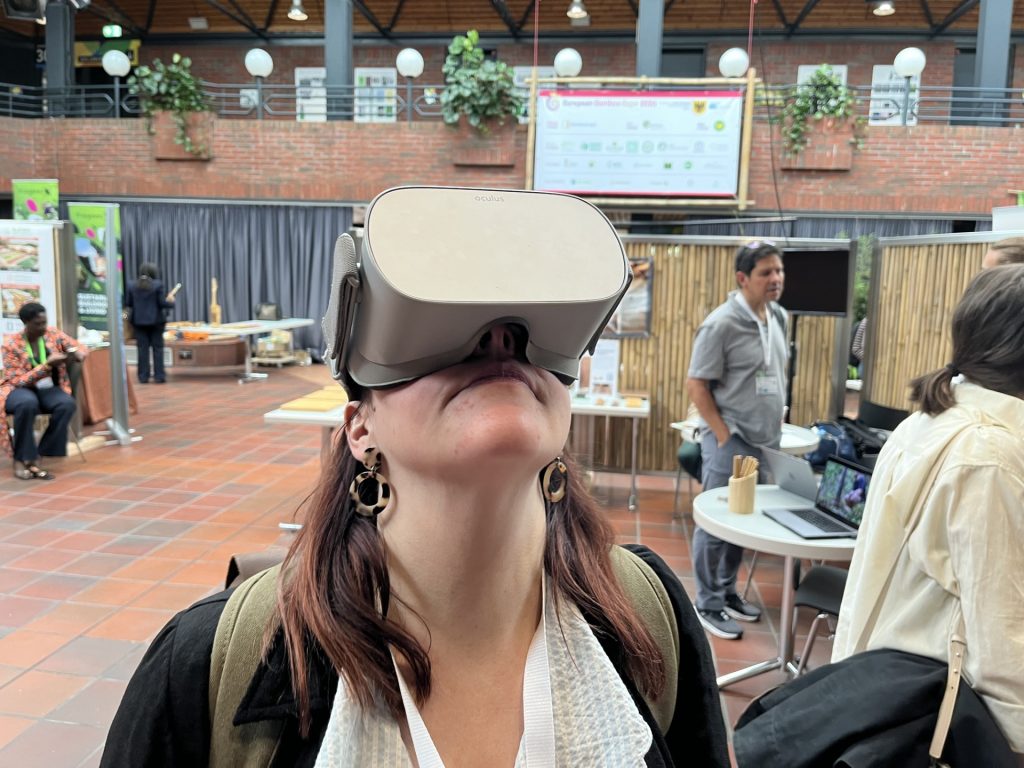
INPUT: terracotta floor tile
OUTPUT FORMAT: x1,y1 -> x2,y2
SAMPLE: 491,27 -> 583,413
37,636 -> 144,677
3,528 -> 71,548
0,719 -> 105,768
73,579 -> 154,607
97,535 -> 164,557
84,516 -> 147,534
129,582 -> 216,610
0,666 -> 23,688
59,553 -> 135,577
50,532 -> 119,553
108,556 -> 184,582
131,519 -> 196,538
0,715 -> 35,751
0,543 -> 33,566
85,607 -> 176,643
0,568 -> 38,593
26,494 -> 88,512
179,522 -> 236,542
162,505 -> 221,522
47,678 -> 129,728
101,645 -> 147,681
119,503 -> 176,519
23,603 -> 114,636
6,548 -> 83,573
0,595 -> 60,628
165,560 -> 227,586
148,539 -> 212,561
0,631 -> 68,668
16,574 -> 95,601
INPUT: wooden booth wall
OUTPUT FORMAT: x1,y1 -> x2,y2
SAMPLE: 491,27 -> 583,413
583,239 -> 837,473
865,239 -> 989,410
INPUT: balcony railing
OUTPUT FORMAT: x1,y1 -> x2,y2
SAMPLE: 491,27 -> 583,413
2,79 -> 1023,126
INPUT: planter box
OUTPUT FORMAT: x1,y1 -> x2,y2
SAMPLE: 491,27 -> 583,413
153,111 -> 213,161
780,119 -> 854,171
450,120 -> 517,167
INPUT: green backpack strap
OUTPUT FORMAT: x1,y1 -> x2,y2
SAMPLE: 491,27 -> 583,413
209,564 -> 285,768
610,546 -> 680,736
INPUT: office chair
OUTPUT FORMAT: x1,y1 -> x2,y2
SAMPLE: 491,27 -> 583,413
792,564 -> 848,675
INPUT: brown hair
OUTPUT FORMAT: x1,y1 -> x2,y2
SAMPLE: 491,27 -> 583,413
275,405 -> 665,735
910,264 -> 1024,415
987,237 -> 1024,266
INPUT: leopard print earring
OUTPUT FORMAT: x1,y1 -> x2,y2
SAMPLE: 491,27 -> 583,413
349,447 -> 392,517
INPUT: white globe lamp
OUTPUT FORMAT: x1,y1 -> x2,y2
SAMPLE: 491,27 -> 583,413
718,47 -> 749,78
553,48 -> 583,78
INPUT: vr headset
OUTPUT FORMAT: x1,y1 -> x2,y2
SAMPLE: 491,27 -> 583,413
323,186 -> 631,396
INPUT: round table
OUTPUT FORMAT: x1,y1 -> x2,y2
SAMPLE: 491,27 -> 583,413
671,421 -> 821,456
692,484 -> 856,689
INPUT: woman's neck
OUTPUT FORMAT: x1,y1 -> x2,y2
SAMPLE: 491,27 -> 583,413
380,474 -> 547,661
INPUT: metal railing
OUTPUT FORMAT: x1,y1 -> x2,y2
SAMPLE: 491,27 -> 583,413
3,79 -> 1024,126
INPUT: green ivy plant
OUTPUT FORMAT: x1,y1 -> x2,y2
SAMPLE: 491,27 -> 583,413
440,29 -> 523,134
776,64 -> 865,155
127,53 -> 211,156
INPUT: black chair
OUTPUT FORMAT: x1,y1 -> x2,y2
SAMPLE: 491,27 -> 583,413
792,565 -> 848,675
672,438 -> 702,517
857,399 -> 910,433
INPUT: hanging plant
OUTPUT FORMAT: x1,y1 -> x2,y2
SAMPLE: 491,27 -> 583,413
127,53 -> 212,156
775,64 -> 866,155
440,29 -> 523,134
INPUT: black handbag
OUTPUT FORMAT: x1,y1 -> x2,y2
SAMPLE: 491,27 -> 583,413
254,302 -> 282,321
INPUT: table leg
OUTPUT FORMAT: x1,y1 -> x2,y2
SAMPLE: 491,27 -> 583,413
628,415 -> 639,512
238,337 -> 268,384
716,553 -> 798,689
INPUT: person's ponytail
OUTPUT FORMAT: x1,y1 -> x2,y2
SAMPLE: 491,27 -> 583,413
909,365 -> 957,417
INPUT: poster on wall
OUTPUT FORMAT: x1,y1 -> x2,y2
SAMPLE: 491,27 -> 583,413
869,64 -> 920,126
12,179 -> 59,221
603,258 -> 653,338
354,67 -> 397,123
533,89 -> 744,197
0,220 -> 60,352
67,202 -> 120,332
295,66 -> 327,122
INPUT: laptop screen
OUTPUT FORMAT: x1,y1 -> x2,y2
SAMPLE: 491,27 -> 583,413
816,459 -> 871,527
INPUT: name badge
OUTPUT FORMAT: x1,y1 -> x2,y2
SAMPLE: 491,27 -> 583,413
755,372 -> 780,397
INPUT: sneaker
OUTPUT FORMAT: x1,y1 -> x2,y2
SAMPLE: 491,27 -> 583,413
697,609 -> 743,640
724,594 -> 762,623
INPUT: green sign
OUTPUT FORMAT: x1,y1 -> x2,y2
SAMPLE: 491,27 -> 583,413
67,202 -> 121,332
12,179 -> 59,221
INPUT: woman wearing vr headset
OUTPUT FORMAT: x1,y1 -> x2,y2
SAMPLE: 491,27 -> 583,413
101,188 -> 728,768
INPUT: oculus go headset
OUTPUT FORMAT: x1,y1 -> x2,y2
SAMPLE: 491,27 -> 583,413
323,186 -> 633,397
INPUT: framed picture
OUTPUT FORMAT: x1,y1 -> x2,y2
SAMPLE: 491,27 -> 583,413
603,257 -> 653,338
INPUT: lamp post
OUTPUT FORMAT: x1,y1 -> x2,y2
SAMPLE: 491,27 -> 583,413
101,49 -> 131,118
244,48 -> 274,120
395,48 -> 424,124
893,47 -> 925,126
718,47 -> 750,79
553,48 -> 583,78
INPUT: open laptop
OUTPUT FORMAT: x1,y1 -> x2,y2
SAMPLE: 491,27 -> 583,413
761,447 -> 819,501
763,456 -> 871,539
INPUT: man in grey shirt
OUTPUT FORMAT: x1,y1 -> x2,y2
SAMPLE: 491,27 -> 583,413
686,242 -> 788,640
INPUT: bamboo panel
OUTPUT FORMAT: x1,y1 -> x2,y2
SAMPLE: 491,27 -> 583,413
580,241 -> 837,473
866,243 -> 982,409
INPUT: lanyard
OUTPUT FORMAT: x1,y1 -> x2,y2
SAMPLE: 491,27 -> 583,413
391,580 -> 556,768
733,293 -> 774,369
25,336 -> 46,367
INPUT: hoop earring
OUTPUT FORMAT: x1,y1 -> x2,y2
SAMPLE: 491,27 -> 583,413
349,447 -> 392,517
541,458 -> 568,504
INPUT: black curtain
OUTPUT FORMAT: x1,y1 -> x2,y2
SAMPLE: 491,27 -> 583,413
118,201 -> 351,356
682,216 -> 956,239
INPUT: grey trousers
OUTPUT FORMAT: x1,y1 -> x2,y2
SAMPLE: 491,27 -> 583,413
693,432 -> 765,612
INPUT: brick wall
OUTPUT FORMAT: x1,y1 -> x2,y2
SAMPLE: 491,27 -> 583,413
3,115 -> 1021,216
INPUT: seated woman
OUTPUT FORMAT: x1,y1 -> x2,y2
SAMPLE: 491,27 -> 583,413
833,264 -> 1024,755
100,188 -> 728,767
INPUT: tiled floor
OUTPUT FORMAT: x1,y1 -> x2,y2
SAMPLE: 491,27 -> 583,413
0,363 -> 837,766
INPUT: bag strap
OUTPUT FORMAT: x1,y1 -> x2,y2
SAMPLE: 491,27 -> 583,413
929,612 -> 968,767
209,564 -> 284,768
610,546 -> 679,735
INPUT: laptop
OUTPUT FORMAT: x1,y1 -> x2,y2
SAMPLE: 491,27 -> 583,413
763,456 -> 871,539
761,447 -> 819,501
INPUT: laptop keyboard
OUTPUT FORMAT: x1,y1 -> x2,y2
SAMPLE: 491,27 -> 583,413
790,507 -> 849,533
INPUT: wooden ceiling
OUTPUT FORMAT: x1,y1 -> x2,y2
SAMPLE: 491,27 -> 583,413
3,0 -> 1016,44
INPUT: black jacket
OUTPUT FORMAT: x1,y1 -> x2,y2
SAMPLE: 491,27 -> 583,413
99,545 -> 729,768
126,279 -> 174,327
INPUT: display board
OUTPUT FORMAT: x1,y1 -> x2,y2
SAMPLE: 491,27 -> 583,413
533,89 -> 744,197
295,67 -> 327,123
353,67 -> 397,123
869,65 -> 921,126
67,202 -> 121,331
777,248 -> 852,316
0,220 -> 61,346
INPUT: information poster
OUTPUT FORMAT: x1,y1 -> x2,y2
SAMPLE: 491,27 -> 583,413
534,89 -> 743,197
67,202 -> 120,331
12,179 -> 59,221
354,67 -> 397,123
295,66 -> 327,123
869,64 -> 921,126
0,220 -> 60,346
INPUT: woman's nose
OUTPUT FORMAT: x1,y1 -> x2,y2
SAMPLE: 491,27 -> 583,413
474,323 -> 518,359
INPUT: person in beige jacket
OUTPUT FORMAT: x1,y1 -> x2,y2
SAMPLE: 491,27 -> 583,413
832,264 -> 1024,755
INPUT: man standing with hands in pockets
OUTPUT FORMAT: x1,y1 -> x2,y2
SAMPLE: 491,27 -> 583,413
686,242 -> 788,640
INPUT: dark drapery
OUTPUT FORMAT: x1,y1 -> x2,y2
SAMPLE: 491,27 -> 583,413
682,216 -> 957,239
118,201 -> 351,356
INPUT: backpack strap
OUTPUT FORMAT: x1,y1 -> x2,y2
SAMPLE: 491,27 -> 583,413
610,546 -> 679,735
209,564 -> 284,768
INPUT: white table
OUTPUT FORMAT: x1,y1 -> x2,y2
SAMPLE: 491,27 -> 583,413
185,318 -> 314,383
263,404 -> 346,459
571,397 -> 650,512
692,485 -> 856,689
671,421 -> 821,456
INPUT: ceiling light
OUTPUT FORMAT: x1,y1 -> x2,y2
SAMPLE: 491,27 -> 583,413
569,14 -> 590,26
566,0 -> 588,20
871,0 -> 895,16
287,0 -> 307,21
188,16 -> 209,29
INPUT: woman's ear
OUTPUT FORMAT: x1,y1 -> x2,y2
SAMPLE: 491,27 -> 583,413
344,400 -> 372,459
